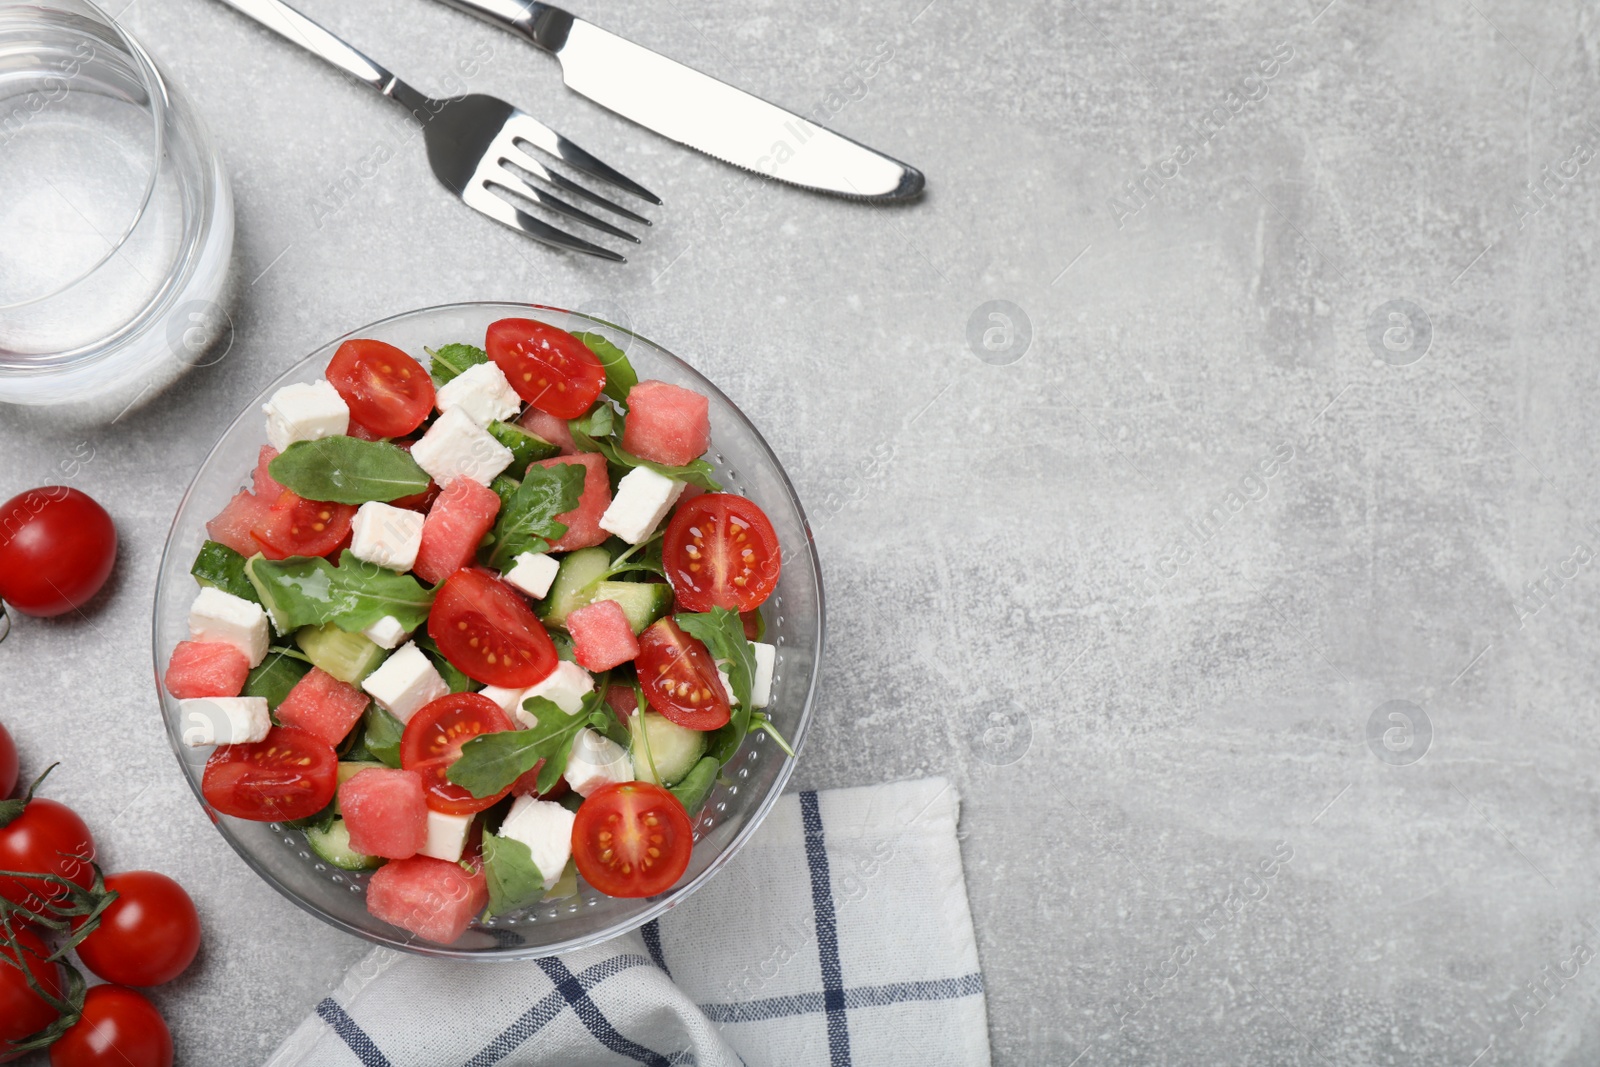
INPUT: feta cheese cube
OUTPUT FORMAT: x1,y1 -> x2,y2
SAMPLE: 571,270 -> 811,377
435,361 -> 521,426
350,502 -> 426,572
179,697 -> 271,747
409,407 -> 513,486
717,667 -> 735,705
189,587 -> 270,666
499,797 -> 576,891
751,641 -> 776,708
478,684 -> 528,715
418,810 -> 474,862
598,467 -> 686,545
502,552 -> 560,599
263,380 -> 349,452
515,661 -> 593,727
361,642 -> 449,723
362,615 -> 410,650
564,729 -> 634,797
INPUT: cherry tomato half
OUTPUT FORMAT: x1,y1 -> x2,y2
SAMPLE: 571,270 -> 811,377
636,619 -> 730,731
326,338 -> 436,438
486,318 -> 605,419
74,872 -> 201,987
0,723 -> 16,798
662,493 -> 781,613
428,569 -> 558,688
0,487 -> 116,617
400,693 -> 514,814
1,926 -> 62,1063
49,985 -> 172,1067
571,781 -> 694,898
201,727 -> 338,822
0,797 -> 95,915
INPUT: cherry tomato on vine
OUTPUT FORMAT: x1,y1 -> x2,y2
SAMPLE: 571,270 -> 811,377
0,796 -> 95,915
0,488 -> 116,617
0,725 -> 15,798
0,926 -> 62,1063
49,985 -> 172,1067
74,872 -> 201,987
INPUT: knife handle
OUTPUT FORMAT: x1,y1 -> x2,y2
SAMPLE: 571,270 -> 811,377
435,0 -> 574,53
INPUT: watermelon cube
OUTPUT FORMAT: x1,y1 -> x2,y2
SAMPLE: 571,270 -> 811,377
518,408 -> 578,454
533,453 -> 610,552
252,445 -> 283,495
566,599 -> 641,671
413,478 -> 501,584
164,641 -> 252,699
366,855 -> 488,943
622,380 -> 710,467
275,667 -> 370,747
339,768 -> 429,860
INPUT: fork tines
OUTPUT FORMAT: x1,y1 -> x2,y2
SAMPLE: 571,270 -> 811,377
463,112 -> 659,263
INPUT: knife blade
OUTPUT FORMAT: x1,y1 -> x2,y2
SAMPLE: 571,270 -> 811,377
436,0 -> 925,201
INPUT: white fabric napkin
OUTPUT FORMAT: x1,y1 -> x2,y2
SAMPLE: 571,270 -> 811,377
266,777 -> 989,1067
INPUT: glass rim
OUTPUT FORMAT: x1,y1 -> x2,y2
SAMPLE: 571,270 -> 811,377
0,0 -> 170,313
151,301 -> 827,959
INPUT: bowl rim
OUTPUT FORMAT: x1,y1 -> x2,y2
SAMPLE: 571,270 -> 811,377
152,300 -> 825,960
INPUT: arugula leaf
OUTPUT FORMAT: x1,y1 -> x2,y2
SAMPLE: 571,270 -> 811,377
574,332 -> 638,406
447,677 -> 610,797
669,755 -> 720,816
191,540 -> 261,603
568,405 -> 721,491
484,461 -> 586,571
247,550 -> 435,634
426,342 -> 487,387
362,704 -> 406,768
413,633 -> 479,693
676,608 -> 755,764
268,437 -> 431,505
482,831 -> 545,917
242,648 -> 311,708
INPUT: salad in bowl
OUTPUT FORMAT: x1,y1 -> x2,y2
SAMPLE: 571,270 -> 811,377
153,304 -> 820,955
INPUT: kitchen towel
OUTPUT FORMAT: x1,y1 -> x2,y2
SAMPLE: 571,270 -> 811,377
266,777 -> 989,1067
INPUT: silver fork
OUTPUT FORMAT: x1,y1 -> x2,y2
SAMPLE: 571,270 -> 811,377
216,0 -> 658,261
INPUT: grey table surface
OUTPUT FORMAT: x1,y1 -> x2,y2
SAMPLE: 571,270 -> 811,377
5,0 -> 1600,1062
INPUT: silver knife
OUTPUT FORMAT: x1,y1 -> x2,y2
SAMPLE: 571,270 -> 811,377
436,0 -> 924,201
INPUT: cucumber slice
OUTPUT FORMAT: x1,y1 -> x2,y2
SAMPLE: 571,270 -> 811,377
592,581 -> 674,635
338,761 -> 384,787
296,623 -> 386,684
489,474 -> 521,509
305,819 -> 384,871
488,421 -> 560,477
669,756 -> 719,816
539,547 -> 612,628
242,648 -> 310,708
630,710 -> 709,786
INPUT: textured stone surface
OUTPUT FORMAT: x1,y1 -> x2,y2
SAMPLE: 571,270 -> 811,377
5,0 -> 1600,1062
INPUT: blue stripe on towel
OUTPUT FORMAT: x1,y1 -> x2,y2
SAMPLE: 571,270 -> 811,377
643,918 -> 672,977
464,954 -> 654,1067
800,789 -> 852,1067
536,955 -> 673,1066
699,973 -> 986,1023
316,998 -> 393,1067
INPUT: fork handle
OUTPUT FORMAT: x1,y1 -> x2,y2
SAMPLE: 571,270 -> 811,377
216,0 -> 426,106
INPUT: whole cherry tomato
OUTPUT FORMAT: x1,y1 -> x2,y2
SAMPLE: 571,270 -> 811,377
0,488 -> 116,618
49,985 -> 172,1067
0,796 -> 95,915
0,925 -> 63,1063
74,872 -> 201,987
0,724 -> 16,798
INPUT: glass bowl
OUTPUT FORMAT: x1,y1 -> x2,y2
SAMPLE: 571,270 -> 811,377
151,303 -> 823,959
